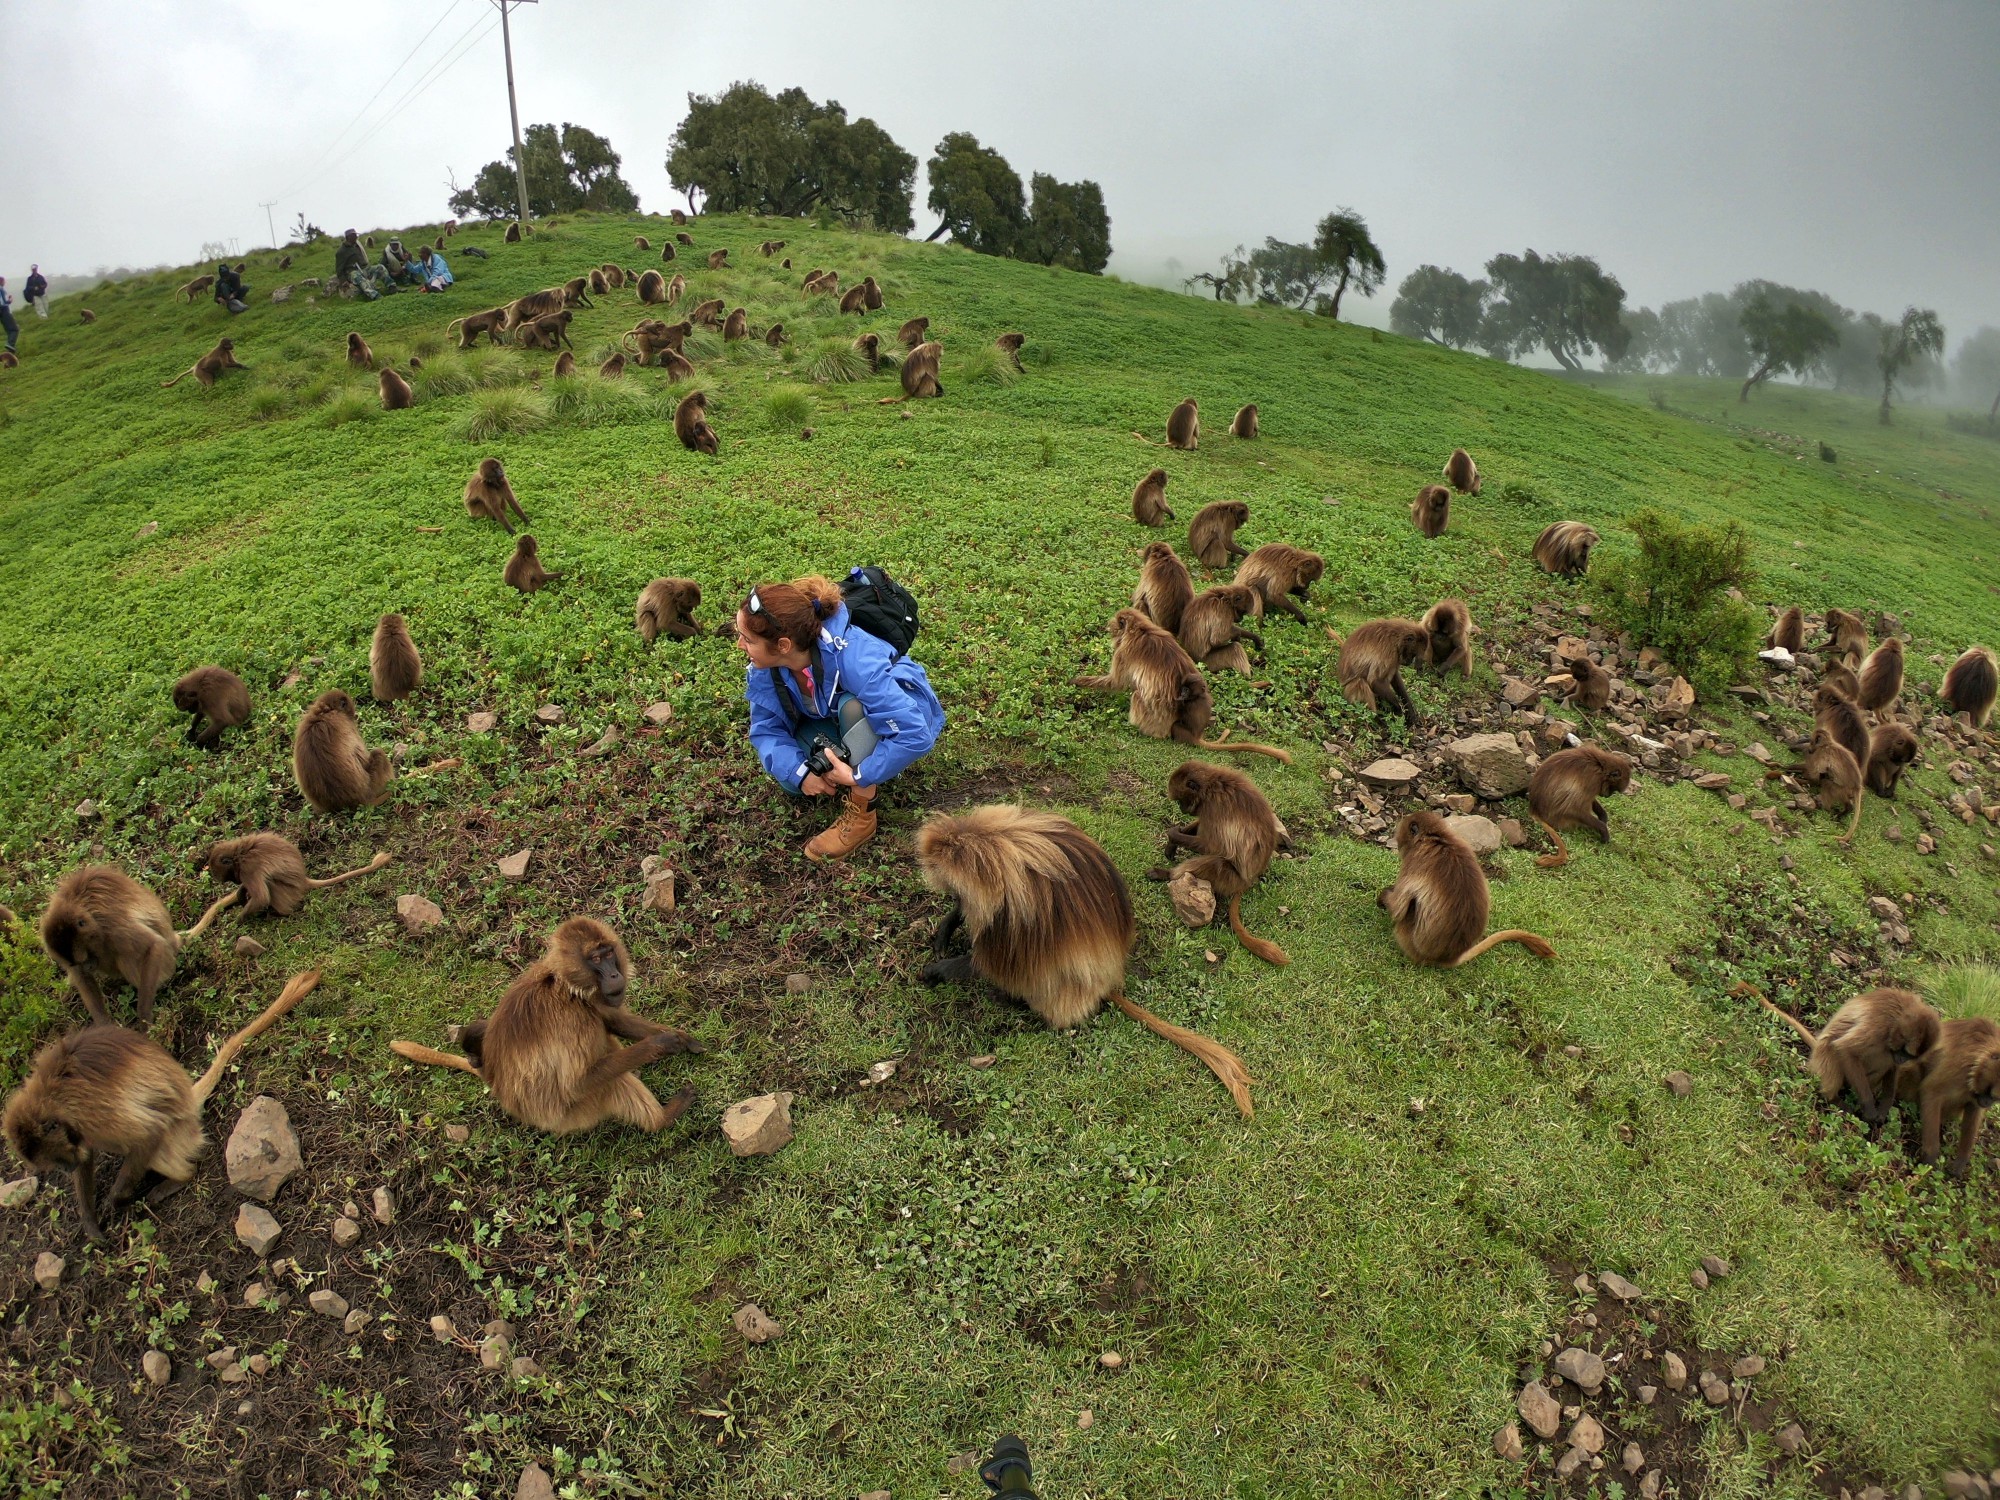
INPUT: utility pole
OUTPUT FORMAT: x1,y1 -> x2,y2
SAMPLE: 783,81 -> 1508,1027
259,201 -> 278,250
492,0 -> 538,229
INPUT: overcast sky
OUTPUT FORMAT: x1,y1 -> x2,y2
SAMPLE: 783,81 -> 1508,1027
4,0 -> 1996,351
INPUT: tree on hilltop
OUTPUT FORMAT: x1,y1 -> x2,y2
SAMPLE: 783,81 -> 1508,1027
1479,250 -> 1629,371
1875,306 -> 1945,423
448,122 -> 638,220
1311,209 -> 1385,321
1390,265 -> 1488,348
1737,289 -> 1841,401
925,133 -> 1027,253
664,81 -> 915,231
1018,174 -> 1111,273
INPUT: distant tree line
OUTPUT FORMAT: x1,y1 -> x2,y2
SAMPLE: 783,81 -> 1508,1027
1181,211 -> 1385,321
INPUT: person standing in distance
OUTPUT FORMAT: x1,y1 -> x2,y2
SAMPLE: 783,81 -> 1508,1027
24,265 -> 49,319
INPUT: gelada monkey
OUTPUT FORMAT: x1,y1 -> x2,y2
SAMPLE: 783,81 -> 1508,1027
634,578 -> 702,643
173,666 -> 251,749
917,805 -> 1255,1117
1232,544 -> 1323,624
1151,761 -> 1290,966
995,331 -> 1026,369
1941,646 -> 1997,727
1422,598 -> 1476,678
161,338 -> 246,389
378,368 -> 414,410
203,835 -> 391,917
1165,398 -> 1200,450
1187,500 -> 1250,568
1074,609 -> 1290,762
1856,637 -> 1904,720
1820,607 -> 1868,670
1178,584 -> 1264,677
1410,484 -> 1450,539
1734,980 -> 1939,1126
897,316 -> 930,348
675,390 -> 719,454
1864,722 -> 1919,797
1133,540 -> 1194,635
391,918 -> 701,1136
1442,447 -> 1481,495
1131,468 -> 1174,526
1379,812 -> 1557,967
1528,745 -> 1633,868
1913,1016 -> 2000,1179
370,613 -> 421,701
464,458 -> 529,534
1777,726 -> 1865,843
1814,680 -> 1871,767
1532,521 -> 1600,578
854,332 -> 882,373
1557,651 -> 1611,712
1229,404 -> 1259,439
503,535 -> 562,593
1766,606 -> 1804,654
292,689 -> 393,813
446,307 -> 509,349
346,331 -> 374,369
39,866 -> 242,1025
4,970 -> 321,1242
894,341 -> 944,400
1337,619 -> 1431,726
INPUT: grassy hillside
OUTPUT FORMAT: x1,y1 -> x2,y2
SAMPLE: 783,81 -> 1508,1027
1,212 -> 1999,1498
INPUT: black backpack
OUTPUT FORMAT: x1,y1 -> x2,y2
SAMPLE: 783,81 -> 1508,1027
839,565 -> 920,658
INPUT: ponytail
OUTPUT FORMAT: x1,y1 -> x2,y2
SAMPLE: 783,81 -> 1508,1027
741,574 -> 844,650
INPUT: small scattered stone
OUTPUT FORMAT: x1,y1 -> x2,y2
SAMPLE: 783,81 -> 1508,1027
0,1175 -> 38,1209
219,1362 -> 247,1385
1493,1423 -> 1523,1460
510,1355 -> 544,1378
1076,1408 -> 1094,1430
343,1309 -> 371,1334
1732,1353 -> 1766,1379
534,704 -> 565,725
466,712 -> 498,734
1100,1350 -> 1125,1369
969,1054 -> 997,1069
1661,1351 -> 1687,1390
783,972 -> 811,995
1407,1096 -> 1427,1117
732,1303 -> 782,1343
1555,1446 -> 1589,1479
74,799 -> 100,821
1498,816 -> 1527,847
331,1217 -> 361,1247
396,894 -> 445,934
1443,732 -> 1532,798
1569,1413 -> 1606,1454
1636,1384 -> 1657,1405
234,1203 -> 282,1256
517,1462 -> 556,1500
1167,865 -> 1218,925
484,1319 -> 516,1341
479,1335 -> 512,1370
1700,1370 -> 1730,1405
1554,1345 -> 1605,1394
1664,1071 -> 1693,1096
578,724 -> 622,759
243,1281 -> 269,1307
429,1314 -> 457,1343
497,850 -> 531,881
1943,1478 -> 1983,1500
1641,1473 -> 1663,1499
1622,1442 -> 1644,1475
641,861 -> 677,913
1597,1271 -> 1641,1302
142,1350 -> 171,1386
309,1288 -> 349,1319
136,521 -> 160,539
233,935 -> 265,958
865,1059 -> 898,1085
1572,1273 -> 1594,1297
1517,1380 -> 1561,1439
225,1096 -> 301,1203
370,1186 -> 395,1224
1357,757 -> 1421,790
444,1124 -> 470,1143
247,1354 -> 271,1374
1867,895 -> 1902,921
643,701 -> 675,727
721,1092 -> 795,1156
205,1346 -> 239,1370
1691,1266 -> 1710,1290
1443,813 -> 1503,856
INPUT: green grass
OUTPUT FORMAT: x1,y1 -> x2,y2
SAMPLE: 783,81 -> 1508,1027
3,209 -> 2000,1495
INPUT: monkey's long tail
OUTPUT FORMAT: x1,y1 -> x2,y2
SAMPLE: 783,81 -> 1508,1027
1451,930 -> 1557,967
1534,819 -> 1572,869
178,888 -> 243,943
1839,788 -> 1866,845
1111,992 -> 1254,1119
1227,894 -> 1290,967
1731,980 -> 1819,1049
390,1040 -> 481,1076
1196,734 -> 1293,764
307,851 -> 393,890
161,369 -> 191,387
193,970 -> 322,1105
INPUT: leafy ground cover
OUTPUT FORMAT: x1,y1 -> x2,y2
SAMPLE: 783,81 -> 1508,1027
1,213 -> 1997,1497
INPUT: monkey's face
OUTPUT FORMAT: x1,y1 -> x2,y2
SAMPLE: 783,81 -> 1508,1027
1892,1012 -> 1941,1065
517,538 -> 538,557
1600,755 -> 1634,794
585,942 -> 627,1002
1969,1050 -> 2000,1110
1292,558 -> 1324,593
206,847 -> 241,883
172,684 -> 199,712
1166,764 -> 1209,812
8,1115 -> 83,1171
674,582 -> 702,611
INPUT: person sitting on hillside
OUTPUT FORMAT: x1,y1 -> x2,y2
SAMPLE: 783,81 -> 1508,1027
212,263 -> 248,314
332,229 -> 392,300
737,575 -> 945,862
380,238 -> 414,283
410,243 -> 453,293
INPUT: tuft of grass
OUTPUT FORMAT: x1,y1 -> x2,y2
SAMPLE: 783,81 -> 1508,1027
412,358 -> 480,400
682,329 -> 724,363
762,386 -> 814,431
321,389 -> 375,428
460,387 -> 546,441
411,333 -> 445,359
802,337 -> 869,385
955,345 -> 1019,387
1927,966 -> 2000,1021
247,388 -> 289,422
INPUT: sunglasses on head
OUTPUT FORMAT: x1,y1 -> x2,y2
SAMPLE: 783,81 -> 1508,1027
746,587 -> 764,615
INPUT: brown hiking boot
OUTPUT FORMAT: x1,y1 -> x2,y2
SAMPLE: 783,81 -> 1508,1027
804,790 -> 878,862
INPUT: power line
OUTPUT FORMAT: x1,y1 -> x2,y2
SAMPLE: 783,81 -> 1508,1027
267,0 -> 467,201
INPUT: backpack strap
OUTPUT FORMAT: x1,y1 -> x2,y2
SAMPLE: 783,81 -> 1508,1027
766,641 -> 827,732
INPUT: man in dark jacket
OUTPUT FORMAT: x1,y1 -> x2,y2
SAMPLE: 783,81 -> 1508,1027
212,263 -> 248,313
333,230 -> 391,299
23,266 -> 49,319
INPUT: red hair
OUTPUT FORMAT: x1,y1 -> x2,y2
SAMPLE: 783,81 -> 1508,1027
741,575 -> 842,650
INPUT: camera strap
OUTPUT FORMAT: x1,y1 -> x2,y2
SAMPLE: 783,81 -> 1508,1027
769,642 -> 830,733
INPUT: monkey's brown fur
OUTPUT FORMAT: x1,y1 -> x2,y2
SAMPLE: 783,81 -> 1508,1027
176,275 -> 215,303
898,341 -> 944,399
1942,647 -> 1998,728
79,309 -> 96,324
1767,606 -> 1804,654
505,222 -> 522,243
1744,982 -> 1941,1126
1442,447 -> 1481,495
675,390 -> 719,455
1133,541 -> 1195,635
862,276 -> 883,311
4,971 -> 319,1241
671,210 -> 688,226
1131,468 -> 1173,526
447,307 -> 509,349
1187,500 -> 1249,568
512,311 -> 574,352
1156,762 -> 1289,966
346,331 -> 374,369
161,338 -> 246,389
39,867 -> 235,1026
916,805 -> 1254,1117
173,666 -> 250,749
838,284 -> 867,315
1814,682 -> 1872,768
1410,484 -> 1450,539
635,578 -> 702,644
503,288 -> 565,329
764,323 -> 786,348
995,331 -> 1025,369
622,320 -> 693,365
1074,610 -> 1290,762
601,264 -> 626,289
378,368 -> 414,411
1380,812 -> 1557,968
1338,619 -> 1432,725
504,536 -> 561,594
1422,598 -> 1476,678
1533,521 -> 1600,578
665,272 -> 685,303
1558,652 -> 1611,712
553,351 -> 575,377
854,332 -> 882,372
707,249 -> 730,271
203,835 -> 390,918
1233,543 -> 1323,624
1822,608 -> 1868,670
293,690 -> 392,814
1229,404 -> 1259,439
560,276 -> 593,310
897,317 -> 930,348
689,297 -> 725,327
1793,727 -> 1866,842
722,308 -> 748,341
1529,745 -> 1633,868
1822,662 -> 1861,700
370,614 -> 421,701
1857,637 -> 1904,719
1914,1016 -> 2000,1179
759,240 -> 786,256
1865,722 -> 1919,797
588,269 -> 610,298
1178,585 -> 1264,677
463,458 -> 529,534
390,919 -> 699,1136
599,353 -> 627,379
635,269 -> 667,304
1165,398 -> 1200,450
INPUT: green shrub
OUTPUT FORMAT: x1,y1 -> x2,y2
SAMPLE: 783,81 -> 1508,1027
1928,966 -> 2000,1022
461,387 -> 547,441
955,346 -> 1019,388
801,337 -> 869,385
247,388 -> 289,422
763,386 -> 814,430
412,359 -> 479,400
322,390 -> 376,428
1589,507 -> 1760,695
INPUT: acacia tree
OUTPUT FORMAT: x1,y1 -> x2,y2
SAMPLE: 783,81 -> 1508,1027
1184,245 -> 1253,302
448,123 -> 637,220
1242,239 -> 1332,309
1479,250 -> 1630,370
924,133 -> 1026,252
1876,306 -> 1945,423
665,81 -> 915,230
1019,174 -> 1111,273
1390,265 -> 1488,348
1737,291 -> 1841,401
1312,209 -> 1386,321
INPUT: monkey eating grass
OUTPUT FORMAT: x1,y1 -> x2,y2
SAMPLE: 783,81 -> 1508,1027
1149,762 -> 1290,966
917,805 -> 1255,1117
1734,980 -> 1939,1126
1074,609 -> 1290,762
40,866 -> 242,1026
1527,745 -> 1634,869
1378,812 -> 1557,968
4,970 -> 320,1243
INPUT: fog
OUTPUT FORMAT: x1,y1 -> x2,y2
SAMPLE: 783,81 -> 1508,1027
3,0 -> 1995,367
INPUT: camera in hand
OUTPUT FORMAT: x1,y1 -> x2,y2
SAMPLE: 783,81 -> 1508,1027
981,1434 -> 1037,1497
804,733 -> 847,779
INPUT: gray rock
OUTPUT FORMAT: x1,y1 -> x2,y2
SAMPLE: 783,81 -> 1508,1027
225,1097 -> 301,1203
308,1288 -> 348,1318
429,1314 -> 457,1343
218,1362 -> 247,1384
1691,1267 -> 1710,1290
1357,757 -> 1421,790
444,1124 -> 470,1143
1641,1473 -> 1663,1499
1942,1474 -> 1985,1500
242,1281 -> 268,1307
1664,1071 -> 1693,1097
1661,1351 -> 1687,1390
1597,1271 -> 1642,1302
479,1334 -> 512,1369
466,712 -> 498,734
643,702 -> 674,727
733,1302 -> 782,1343
1700,1370 -> 1730,1405
205,1346 -> 239,1369
517,1462 -> 556,1500
1636,1384 -> 1657,1405
331,1216 -> 361,1247
396,894 -> 445,934
1867,895 -> 1902,922
1568,1413 -> 1606,1454
1622,1442 -> 1644,1475
722,1092 -> 795,1156
1732,1353 -> 1766,1379
783,972 -> 811,995
1443,814 -> 1503,856
510,1356 -> 544,1379
1492,1423 -> 1522,1460
247,1354 -> 271,1374
1443,732 -> 1532,798
370,1186 -> 395,1225
343,1309 -> 371,1334
234,1203 -> 282,1256
0,1174 -> 39,1209
1553,1345 -> 1605,1394
1167,866 -> 1217,925
1555,1446 -> 1589,1478
1517,1380 -> 1561,1439
534,704 -> 565,725
1701,1254 -> 1732,1278
142,1350 -> 171,1386
496,850 -> 531,881
233,936 -> 265,958
32,1252 -> 64,1290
